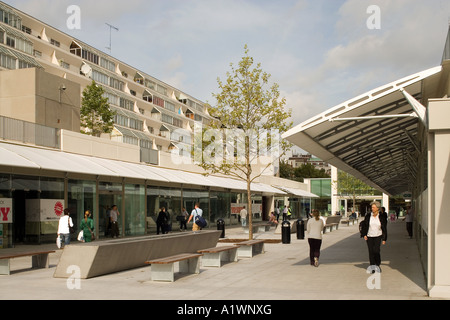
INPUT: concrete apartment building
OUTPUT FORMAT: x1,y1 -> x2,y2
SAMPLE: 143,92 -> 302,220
0,2 -> 317,250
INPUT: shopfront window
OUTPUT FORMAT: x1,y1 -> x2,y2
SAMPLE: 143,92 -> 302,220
124,184 -> 145,236
39,177 -> 64,243
146,186 -> 181,234
99,182 -> 122,238
210,191 -> 231,225
68,179 -> 96,239
12,175 -> 39,244
0,174 -> 12,248
183,189 -> 209,226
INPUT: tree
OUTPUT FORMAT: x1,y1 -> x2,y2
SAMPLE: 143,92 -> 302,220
333,170 -> 374,215
197,45 -> 293,239
294,163 -> 330,182
80,80 -> 115,136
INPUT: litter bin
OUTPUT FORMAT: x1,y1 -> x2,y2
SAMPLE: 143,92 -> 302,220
281,220 -> 291,244
217,219 -> 225,238
296,219 -> 305,240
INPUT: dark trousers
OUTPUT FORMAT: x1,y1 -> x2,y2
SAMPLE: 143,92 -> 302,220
366,236 -> 382,266
308,238 -> 322,265
406,222 -> 413,238
110,221 -> 119,238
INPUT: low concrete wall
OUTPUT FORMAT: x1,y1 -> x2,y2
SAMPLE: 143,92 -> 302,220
54,230 -> 221,279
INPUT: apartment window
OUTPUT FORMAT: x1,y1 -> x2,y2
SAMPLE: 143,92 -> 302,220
0,30 -> 3,43
0,9 -> 22,29
122,134 -> 138,146
114,114 -> 128,127
6,36 -> 15,48
18,60 -> 33,69
119,97 -> 134,111
5,34 -> 33,55
143,91 -> 153,103
100,57 -> 116,72
91,70 -> 109,86
129,119 -> 143,131
145,79 -> 155,90
82,49 -> 99,65
33,50 -> 42,58
110,77 -> 124,91
156,84 -> 167,96
70,41 -> 82,57
50,39 -> 60,47
21,26 -> 31,34
165,101 -> 175,113
60,60 -> 70,70
0,53 -> 16,69
153,96 -> 165,108
103,92 -> 118,106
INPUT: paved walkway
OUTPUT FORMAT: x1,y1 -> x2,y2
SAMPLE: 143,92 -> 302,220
0,219 -> 437,300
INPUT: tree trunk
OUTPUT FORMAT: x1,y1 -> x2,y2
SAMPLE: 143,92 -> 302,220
247,178 -> 253,240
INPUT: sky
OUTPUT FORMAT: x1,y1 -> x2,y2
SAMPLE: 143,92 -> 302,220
5,0 -> 450,128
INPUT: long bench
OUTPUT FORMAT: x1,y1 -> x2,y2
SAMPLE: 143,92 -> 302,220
146,253 -> 203,282
0,250 -> 55,275
197,245 -> 240,267
341,217 -> 359,226
234,239 -> 265,258
54,230 -> 222,279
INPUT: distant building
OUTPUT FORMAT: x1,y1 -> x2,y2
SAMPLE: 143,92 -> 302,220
287,153 -> 331,175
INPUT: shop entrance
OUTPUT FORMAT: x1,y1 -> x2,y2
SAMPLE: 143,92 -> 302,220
12,190 -> 40,245
99,191 -> 122,238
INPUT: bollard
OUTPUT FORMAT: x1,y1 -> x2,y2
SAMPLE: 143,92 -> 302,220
296,219 -> 305,240
281,220 -> 291,244
217,219 -> 225,238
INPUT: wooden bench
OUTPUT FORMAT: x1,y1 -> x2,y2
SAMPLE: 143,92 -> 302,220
146,253 -> 203,282
234,239 -> 265,258
197,245 -> 240,267
0,250 -> 55,275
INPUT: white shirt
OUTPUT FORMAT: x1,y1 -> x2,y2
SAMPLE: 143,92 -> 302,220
307,218 -> 324,240
240,208 -> 247,219
367,213 -> 382,237
191,208 -> 203,219
57,215 -> 73,234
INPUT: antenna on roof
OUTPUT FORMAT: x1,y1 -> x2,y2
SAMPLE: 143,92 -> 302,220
105,23 -> 119,54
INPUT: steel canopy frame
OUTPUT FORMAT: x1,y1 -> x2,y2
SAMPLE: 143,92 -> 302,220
283,66 -> 443,196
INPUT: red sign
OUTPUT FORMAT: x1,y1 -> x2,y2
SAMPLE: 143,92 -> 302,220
54,201 -> 64,217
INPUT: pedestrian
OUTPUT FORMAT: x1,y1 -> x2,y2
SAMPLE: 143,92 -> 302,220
275,206 -> 280,222
405,204 -> 414,239
156,207 -> 168,234
361,201 -> 387,273
307,209 -> 324,267
240,205 -> 247,227
110,204 -> 120,238
187,202 -> 203,231
179,207 -> 189,231
57,208 -> 74,248
282,205 -> 288,221
80,210 -> 95,243
287,205 -> 292,220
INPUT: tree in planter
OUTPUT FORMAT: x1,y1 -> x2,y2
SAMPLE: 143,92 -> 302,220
80,80 -> 115,136
196,45 -> 293,239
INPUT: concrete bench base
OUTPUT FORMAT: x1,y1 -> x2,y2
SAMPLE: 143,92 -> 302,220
235,240 -> 265,258
0,251 -> 54,275
198,246 -> 239,267
147,253 -> 203,282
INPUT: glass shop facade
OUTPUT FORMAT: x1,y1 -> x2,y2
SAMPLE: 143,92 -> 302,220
0,170 -> 268,249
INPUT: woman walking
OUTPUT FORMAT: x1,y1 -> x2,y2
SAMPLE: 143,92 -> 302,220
80,210 -> 95,242
361,201 -> 387,272
307,209 -> 324,267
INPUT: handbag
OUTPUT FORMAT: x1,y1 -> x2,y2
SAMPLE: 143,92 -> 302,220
194,209 -> 207,228
77,230 -> 84,242
56,235 -> 61,249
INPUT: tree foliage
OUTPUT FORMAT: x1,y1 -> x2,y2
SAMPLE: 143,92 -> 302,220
198,45 -> 293,239
80,80 -> 115,136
